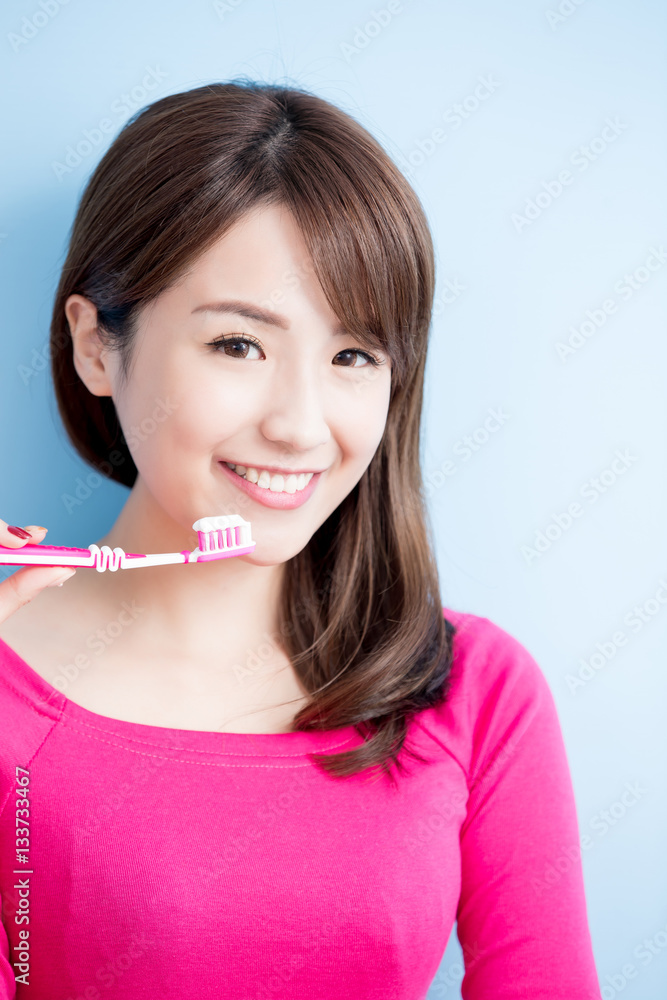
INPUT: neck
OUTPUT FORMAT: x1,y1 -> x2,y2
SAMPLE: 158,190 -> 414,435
89,477 -> 286,663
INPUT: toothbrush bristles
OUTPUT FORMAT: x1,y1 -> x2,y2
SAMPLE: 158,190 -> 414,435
193,515 -> 252,554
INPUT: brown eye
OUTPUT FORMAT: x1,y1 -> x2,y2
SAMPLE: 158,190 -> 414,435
208,336 -> 264,359
333,349 -> 380,368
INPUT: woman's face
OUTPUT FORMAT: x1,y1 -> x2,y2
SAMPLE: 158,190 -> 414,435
98,202 -> 392,565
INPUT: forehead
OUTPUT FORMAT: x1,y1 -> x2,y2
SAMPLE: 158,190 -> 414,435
186,204 -> 309,288
170,203 -> 342,327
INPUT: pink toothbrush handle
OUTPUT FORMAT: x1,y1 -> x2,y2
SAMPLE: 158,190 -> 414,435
0,543 -> 145,569
0,543 -> 92,567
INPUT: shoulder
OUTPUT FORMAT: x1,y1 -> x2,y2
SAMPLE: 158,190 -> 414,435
442,606 -> 549,704
418,607 -> 559,782
0,636 -> 63,805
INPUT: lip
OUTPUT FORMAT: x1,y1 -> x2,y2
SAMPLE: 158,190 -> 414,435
217,460 -> 323,510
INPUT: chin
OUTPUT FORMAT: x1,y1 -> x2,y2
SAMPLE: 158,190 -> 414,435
242,547 -> 300,568
263,524 -> 322,564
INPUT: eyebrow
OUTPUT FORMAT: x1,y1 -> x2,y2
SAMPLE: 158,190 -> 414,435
191,299 -> 347,335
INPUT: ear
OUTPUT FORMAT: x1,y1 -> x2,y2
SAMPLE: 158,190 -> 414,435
65,294 -> 116,397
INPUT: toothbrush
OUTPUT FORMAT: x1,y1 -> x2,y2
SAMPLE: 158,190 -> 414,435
0,515 -> 255,572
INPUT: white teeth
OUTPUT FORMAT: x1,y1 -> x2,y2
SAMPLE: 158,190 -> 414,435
224,461 -> 315,494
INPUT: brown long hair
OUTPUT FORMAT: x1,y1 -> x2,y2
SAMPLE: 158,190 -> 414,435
50,79 -> 457,783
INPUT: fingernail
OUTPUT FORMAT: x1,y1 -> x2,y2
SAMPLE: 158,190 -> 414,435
8,526 -> 31,539
46,569 -> 76,588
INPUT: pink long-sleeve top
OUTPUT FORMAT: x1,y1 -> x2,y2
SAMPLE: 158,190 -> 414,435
0,608 -> 601,999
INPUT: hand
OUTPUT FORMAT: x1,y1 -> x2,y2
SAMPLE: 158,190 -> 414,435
0,521 -> 76,625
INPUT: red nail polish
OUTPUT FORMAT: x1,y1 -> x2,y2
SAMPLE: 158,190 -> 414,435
7,526 -> 32,539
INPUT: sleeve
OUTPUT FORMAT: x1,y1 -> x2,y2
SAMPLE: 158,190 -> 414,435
454,620 -> 602,999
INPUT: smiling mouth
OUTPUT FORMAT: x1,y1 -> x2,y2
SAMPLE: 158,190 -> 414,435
223,462 -> 315,495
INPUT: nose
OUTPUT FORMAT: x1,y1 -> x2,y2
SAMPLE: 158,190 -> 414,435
258,361 -> 331,455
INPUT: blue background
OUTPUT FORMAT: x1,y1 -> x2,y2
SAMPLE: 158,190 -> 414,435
1,1 -> 666,995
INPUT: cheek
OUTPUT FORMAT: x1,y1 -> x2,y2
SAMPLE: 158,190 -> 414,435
115,357 -> 254,463
169,372 -> 259,452
336,375 -> 391,462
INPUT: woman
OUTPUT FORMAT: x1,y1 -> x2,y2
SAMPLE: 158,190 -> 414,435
0,81 -> 601,998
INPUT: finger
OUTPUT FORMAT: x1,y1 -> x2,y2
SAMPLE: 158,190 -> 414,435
0,521 -> 48,549
0,564 -> 76,625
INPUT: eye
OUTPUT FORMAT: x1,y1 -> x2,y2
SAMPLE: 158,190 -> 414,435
333,349 -> 383,368
206,335 -> 265,360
